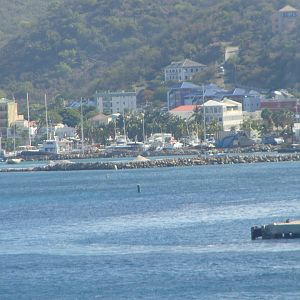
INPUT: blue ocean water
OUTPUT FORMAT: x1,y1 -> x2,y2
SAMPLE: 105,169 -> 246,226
0,161 -> 300,299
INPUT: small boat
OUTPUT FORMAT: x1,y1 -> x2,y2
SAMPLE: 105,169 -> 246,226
6,158 -> 22,164
251,220 -> 300,240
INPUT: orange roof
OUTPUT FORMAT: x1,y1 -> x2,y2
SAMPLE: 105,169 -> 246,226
171,105 -> 200,112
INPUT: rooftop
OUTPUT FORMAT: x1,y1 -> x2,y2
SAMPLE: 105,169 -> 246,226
165,59 -> 206,69
170,81 -> 202,90
89,113 -> 111,121
279,5 -> 298,12
170,105 -> 199,112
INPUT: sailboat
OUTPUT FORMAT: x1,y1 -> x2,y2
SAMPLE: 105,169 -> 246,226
39,94 -> 61,155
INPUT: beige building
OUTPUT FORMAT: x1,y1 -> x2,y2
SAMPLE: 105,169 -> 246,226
0,98 -> 24,137
203,99 -> 243,131
271,5 -> 299,35
89,113 -> 112,127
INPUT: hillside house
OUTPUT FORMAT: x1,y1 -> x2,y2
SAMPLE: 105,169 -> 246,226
164,59 -> 206,82
271,5 -> 299,35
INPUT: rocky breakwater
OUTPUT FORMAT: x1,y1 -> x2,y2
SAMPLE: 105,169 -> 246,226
0,153 -> 295,173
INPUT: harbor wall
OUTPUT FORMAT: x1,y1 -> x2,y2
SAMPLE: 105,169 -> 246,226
2,153 -> 300,172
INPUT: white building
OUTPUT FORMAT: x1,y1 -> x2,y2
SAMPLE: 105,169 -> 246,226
164,59 -> 206,82
204,99 -> 243,131
95,91 -> 136,114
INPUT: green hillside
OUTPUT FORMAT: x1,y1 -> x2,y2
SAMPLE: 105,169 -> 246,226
0,0 -> 47,46
0,0 -> 300,100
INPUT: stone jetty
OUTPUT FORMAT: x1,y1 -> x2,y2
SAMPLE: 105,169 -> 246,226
1,153 -> 300,173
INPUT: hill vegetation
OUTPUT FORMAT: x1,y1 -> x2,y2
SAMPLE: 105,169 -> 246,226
0,0 -> 300,101
0,0 -> 47,47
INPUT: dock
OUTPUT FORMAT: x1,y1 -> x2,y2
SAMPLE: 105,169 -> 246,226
251,220 -> 300,240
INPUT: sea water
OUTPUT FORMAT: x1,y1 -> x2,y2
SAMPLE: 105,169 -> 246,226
0,162 -> 300,299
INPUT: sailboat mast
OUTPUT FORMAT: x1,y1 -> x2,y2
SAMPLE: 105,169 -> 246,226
45,94 -> 49,140
202,84 -> 206,142
26,93 -> 32,146
80,98 -> 84,154
123,111 -> 126,141
13,124 -> 16,153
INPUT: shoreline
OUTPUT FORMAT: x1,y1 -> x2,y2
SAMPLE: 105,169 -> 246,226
1,152 -> 300,172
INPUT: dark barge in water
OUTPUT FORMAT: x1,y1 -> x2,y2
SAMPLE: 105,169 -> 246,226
251,220 -> 300,240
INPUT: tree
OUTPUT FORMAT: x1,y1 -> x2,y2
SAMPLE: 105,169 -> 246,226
261,108 -> 273,134
60,108 -> 81,127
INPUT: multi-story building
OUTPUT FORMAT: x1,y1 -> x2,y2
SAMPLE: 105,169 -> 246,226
271,5 -> 299,35
260,89 -> 300,112
203,99 -> 243,131
260,98 -> 300,113
0,98 -> 24,138
164,59 -> 206,82
167,82 -> 203,110
95,91 -> 137,114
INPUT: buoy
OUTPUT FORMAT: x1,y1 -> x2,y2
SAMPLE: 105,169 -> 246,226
137,184 -> 141,193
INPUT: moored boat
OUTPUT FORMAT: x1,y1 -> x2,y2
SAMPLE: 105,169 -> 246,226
6,158 -> 22,164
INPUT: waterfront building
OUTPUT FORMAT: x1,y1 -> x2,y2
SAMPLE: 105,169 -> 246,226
95,91 -> 137,114
204,99 -> 243,131
164,59 -> 206,82
167,83 -> 261,112
0,98 -> 24,138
